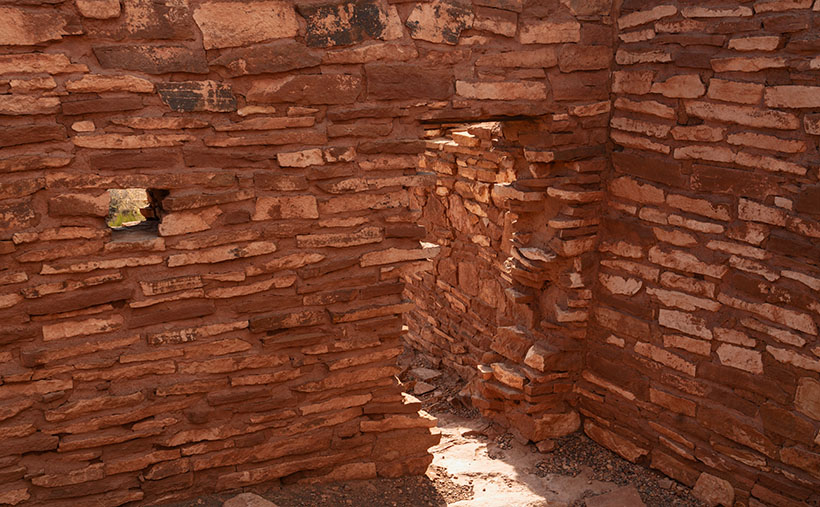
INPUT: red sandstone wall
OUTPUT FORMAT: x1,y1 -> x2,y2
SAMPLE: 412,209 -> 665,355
581,1 -> 820,505
406,119 -> 607,446
0,0 -> 618,505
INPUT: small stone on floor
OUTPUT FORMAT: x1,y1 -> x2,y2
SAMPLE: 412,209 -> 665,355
414,381 -> 436,395
411,367 -> 443,381
223,493 -> 278,507
585,486 -> 645,507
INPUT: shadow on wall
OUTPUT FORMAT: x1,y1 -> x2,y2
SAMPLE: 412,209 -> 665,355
405,119 -> 605,450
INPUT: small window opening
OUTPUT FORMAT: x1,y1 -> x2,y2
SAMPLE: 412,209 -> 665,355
107,188 -> 167,233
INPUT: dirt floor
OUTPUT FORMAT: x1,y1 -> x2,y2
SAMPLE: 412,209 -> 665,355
159,355 -> 704,507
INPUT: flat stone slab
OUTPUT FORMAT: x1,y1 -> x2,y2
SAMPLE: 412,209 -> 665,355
411,367 -> 442,381
585,486 -> 646,507
223,493 -> 279,507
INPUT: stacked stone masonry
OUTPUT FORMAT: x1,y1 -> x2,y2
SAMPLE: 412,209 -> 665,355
0,0 -> 609,505
584,1 -> 820,506
0,0 -> 818,506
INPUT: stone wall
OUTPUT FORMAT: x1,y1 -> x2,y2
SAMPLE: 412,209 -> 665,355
3,0 -> 820,505
406,118 -> 606,446
0,0 -> 614,505
580,1 -> 820,505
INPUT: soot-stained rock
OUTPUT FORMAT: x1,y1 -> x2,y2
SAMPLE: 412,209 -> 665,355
210,40 -> 322,77
157,81 -> 237,112
94,44 -> 209,74
406,0 -> 474,45
299,0 -> 403,48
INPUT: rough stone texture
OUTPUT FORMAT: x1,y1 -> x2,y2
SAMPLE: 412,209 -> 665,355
193,1 -> 299,49
585,2 -> 820,505
1,0 -> 819,505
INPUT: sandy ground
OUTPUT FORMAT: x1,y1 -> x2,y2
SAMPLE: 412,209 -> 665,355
158,354 -> 704,507
159,407 -> 703,507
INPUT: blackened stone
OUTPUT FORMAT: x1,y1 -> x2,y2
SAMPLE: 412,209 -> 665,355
299,0 -> 399,48
157,81 -> 236,112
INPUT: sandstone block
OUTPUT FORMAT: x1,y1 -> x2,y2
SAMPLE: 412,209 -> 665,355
584,420 -> 648,462
765,85 -> 820,108
406,0 -> 474,44
93,45 -> 209,74
297,227 -> 383,248
66,75 -> 154,94
795,377 -> 820,421
277,149 -> 324,167
684,101 -> 799,130
48,192 -> 109,217
805,114 -> 820,135
0,7 -> 70,45
157,81 -> 236,112
707,79 -> 764,105
74,134 -> 194,150
595,307 -> 650,339
682,6 -> 753,17
41,315 -> 123,341
616,49 -> 672,65
0,202 -> 37,233
612,70 -> 655,95
692,474 -> 734,507
193,1 -> 299,49
520,19 -> 581,44
0,53 -> 87,75
168,241 -> 277,267
300,0 -> 402,48
476,48 -> 557,68
618,5 -> 677,29
212,40 -> 322,77
456,81 -> 547,101
729,35 -> 780,51
651,75 -> 705,98
0,124 -> 66,149
610,176 -> 665,205
649,387 -> 696,416
712,57 -> 786,73
599,273 -> 642,296
716,344 -> 763,374
474,6 -> 517,37
366,64 -> 452,100
558,45 -> 611,72
0,96 -> 60,116
253,196 -> 319,220
360,245 -> 440,266
635,341 -> 697,376
77,0 -> 121,19
323,41 -> 418,65
767,346 -> 820,373
247,74 -> 362,104
779,446 -> 820,480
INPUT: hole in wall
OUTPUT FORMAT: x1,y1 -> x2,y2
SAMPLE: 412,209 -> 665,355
106,188 -> 167,237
